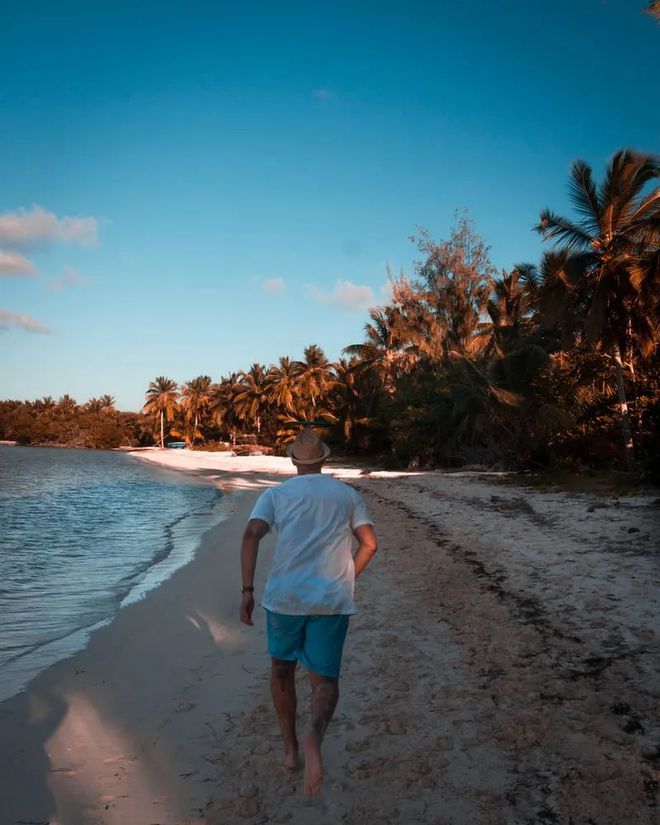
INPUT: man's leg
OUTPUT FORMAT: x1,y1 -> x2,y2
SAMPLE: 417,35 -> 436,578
303,670 -> 339,796
270,658 -> 299,770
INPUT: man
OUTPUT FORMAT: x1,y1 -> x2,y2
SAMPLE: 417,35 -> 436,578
239,428 -> 378,797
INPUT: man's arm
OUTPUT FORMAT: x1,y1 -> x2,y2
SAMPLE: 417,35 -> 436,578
240,518 -> 270,625
352,523 -> 378,577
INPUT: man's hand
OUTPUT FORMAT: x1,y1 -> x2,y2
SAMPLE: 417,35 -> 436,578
240,518 -> 269,627
240,592 -> 255,626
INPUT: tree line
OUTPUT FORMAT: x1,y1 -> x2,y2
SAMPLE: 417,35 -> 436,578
0,394 -> 153,449
2,150 -> 658,478
142,151 -> 659,477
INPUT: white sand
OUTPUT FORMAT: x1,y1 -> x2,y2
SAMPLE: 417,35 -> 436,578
1,448 -> 658,824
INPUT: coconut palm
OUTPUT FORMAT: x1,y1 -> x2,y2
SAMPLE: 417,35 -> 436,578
34,395 -> 56,414
275,409 -> 338,448
209,373 -> 240,441
479,267 -> 538,357
99,394 -> 116,412
294,345 -> 334,409
344,304 -> 418,395
535,149 -> 660,466
266,357 -> 303,415
331,356 -> 371,443
56,394 -> 78,414
232,364 -> 269,434
180,375 -> 213,443
143,377 -> 179,447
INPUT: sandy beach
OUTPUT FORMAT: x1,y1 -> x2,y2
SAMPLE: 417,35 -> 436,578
1,449 -> 658,825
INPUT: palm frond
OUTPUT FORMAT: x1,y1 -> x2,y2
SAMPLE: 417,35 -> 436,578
535,210 -> 592,249
629,186 -> 660,223
567,159 -> 601,229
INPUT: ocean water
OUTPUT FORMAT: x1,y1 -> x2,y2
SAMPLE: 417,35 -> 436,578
0,446 -> 232,703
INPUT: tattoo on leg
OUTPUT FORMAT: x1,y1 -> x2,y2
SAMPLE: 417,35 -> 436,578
311,676 -> 339,740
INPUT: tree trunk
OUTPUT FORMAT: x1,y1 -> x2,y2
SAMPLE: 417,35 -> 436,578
160,411 -> 164,448
612,344 -> 635,469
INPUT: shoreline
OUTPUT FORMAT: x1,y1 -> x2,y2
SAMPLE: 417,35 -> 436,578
0,449 -> 233,705
1,451 -> 657,823
0,478 -> 274,825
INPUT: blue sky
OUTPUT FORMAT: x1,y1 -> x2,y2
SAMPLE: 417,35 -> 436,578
2,0 -> 658,410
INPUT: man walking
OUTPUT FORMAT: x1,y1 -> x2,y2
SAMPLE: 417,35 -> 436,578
239,428 -> 378,796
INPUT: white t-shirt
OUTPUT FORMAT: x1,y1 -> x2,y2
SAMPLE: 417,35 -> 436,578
249,473 -> 373,616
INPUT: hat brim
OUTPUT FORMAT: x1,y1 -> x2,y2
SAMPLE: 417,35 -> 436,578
286,442 -> 331,465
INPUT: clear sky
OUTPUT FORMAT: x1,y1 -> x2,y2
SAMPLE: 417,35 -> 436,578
2,0 -> 658,410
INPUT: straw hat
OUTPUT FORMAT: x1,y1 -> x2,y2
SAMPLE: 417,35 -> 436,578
286,428 -> 331,465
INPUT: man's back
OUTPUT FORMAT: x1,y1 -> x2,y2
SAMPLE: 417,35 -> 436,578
250,474 -> 372,616
240,430 -> 377,797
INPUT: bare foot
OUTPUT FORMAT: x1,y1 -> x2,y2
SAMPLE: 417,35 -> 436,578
282,747 -> 300,771
303,732 -> 323,797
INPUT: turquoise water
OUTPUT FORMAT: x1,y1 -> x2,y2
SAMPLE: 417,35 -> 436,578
0,447 -> 230,702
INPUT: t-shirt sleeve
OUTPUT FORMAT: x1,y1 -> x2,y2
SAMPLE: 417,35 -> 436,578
350,489 -> 373,530
249,488 -> 276,530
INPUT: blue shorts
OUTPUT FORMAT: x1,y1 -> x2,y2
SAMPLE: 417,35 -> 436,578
265,611 -> 350,678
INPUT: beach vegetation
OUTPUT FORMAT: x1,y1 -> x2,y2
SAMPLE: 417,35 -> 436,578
2,149 -> 657,478
534,150 -> 660,468
180,375 -> 213,445
143,377 -> 180,447
0,397 -> 153,449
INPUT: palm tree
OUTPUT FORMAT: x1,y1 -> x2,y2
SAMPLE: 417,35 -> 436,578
86,395 -> 115,414
332,356 -> 369,444
294,345 -> 334,410
266,357 -> 303,415
99,394 -> 115,413
479,267 -> 537,357
535,149 -> 660,466
232,364 -> 269,434
85,397 -> 104,414
37,395 -> 56,412
143,377 -> 179,447
180,375 -> 212,443
344,305 -> 418,395
56,394 -> 78,414
209,373 -> 240,440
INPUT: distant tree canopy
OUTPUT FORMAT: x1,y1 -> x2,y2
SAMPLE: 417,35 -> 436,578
0,396 -> 153,449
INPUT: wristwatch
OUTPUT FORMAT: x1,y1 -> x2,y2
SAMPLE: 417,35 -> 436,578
241,586 -> 255,594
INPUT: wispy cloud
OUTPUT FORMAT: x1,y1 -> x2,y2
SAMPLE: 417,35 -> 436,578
312,88 -> 336,101
307,280 -> 377,311
0,308 -> 53,334
0,206 -> 98,250
48,266 -> 87,292
262,277 -> 285,293
0,249 -> 37,276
